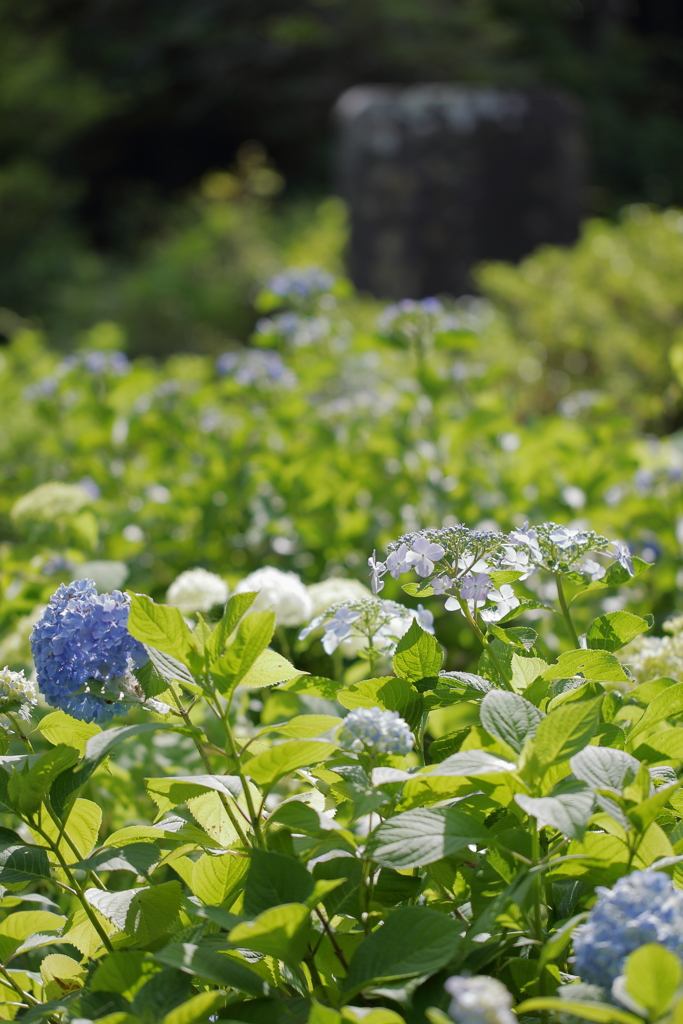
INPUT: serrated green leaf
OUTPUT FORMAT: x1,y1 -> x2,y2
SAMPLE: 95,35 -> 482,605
623,943 -> 682,1018
392,620 -> 443,682
86,880 -> 182,943
155,937 -> 267,995
586,611 -> 652,652
243,849 -> 314,917
342,906 -> 462,998
245,741 -> 336,788
570,746 -> 640,792
480,690 -> 543,753
365,806 -> 489,868
0,844 -> 52,885
127,592 -> 193,661
337,676 -> 422,731
239,647 -> 301,689
541,649 -> 630,683
9,744 -> 79,816
523,696 -> 603,775
207,591 -> 258,662
37,711 -> 100,756
515,781 -> 594,839
145,774 -> 242,816
516,998 -> 641,1024
162,991 -> 226,1024
211,611 -> 276,696
627,682 -> 683,744
229,903 -> 312,964
191,851 -> 249,906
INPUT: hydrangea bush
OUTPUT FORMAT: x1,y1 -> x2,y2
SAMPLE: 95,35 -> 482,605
0,517 -> 682,1022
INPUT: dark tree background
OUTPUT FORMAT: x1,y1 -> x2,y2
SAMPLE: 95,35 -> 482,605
1,0 -> 682,324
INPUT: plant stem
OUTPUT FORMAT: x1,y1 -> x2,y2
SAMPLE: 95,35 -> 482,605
555,574 -> 580,648
458,598 -> 513,691
530,822 -> 544,945
6,713 -> 34,752
169,687 -> 252,848
217,698 -> 263,847
30,818 -> 115,953
314,907 -> 349,971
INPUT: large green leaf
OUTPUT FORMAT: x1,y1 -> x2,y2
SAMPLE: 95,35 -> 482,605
427,750 -> 516,777
337,677 -> 422,731
239,648 -> 301,689
207,591 -> 258,662
243,849 -> 314,917
515,781 -> 595,839
86,881 -> 182,944
190,851 -> 249,905
516,998 -> 641,1024
365,807 -> 489,868
0,844 -> 52,885
480,690 -> 543,754
155,937 -> 266,995
621,943 -> 681,1019
245,741 -> 336,788
127,593 -> 193,661
8,745 -> 79,816
523,696 -> 603,775
145,774 -> 242,816
541,650 -> 629,683
392,619 -> 443,681
37,711 -> 100,756
586,611 -> 652,652
570,746 -> 640,792
211,611 -> 276,696
627,682 -> 683,744
228,903 -> 312,964
342,906 -> 462,999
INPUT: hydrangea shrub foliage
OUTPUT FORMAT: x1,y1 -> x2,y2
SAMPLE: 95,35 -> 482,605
1,521 -> 683,1023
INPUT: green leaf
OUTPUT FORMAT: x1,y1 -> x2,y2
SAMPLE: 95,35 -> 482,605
628,781 -> 683,833
337,676 -> 422,731
627,682 -> 683,744
365,807 -> 489,868
155,937 -> 267,995
245,741 -> 336,788
85,881 -> 182,943
91,951 -> 153,1000
487,624 -> 538,650
243,849 -> 314,917
428,749 -> 516,776
523,696 -> 603,774
228,903 -> 312,964
509,653 -> 549,694
162,991 -> 226,1024
8,744 -> 79,816
342,906 -> 462,998
392,620 -> 443,681
211,611 -> 276,696
480,690 -> 543,753
239,648 -> 302,689
570,746 -> 640,792
142,647 -> 195,689
126,592 -> 193,661
541,650 -> 630,683
586,611 -> 652,652
37,711 -> 101,756
0,844 -> 51,885
145,774 -> 242,816
516,998 -> 642,1024
264,715 -> 341,739
577,556 -> 652,597
515,782 -> 595,839
622,943 -> 682,1019
190,851 -> 249,905
207,592 -> 258,662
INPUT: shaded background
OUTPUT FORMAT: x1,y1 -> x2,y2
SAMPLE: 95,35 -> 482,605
1,0 -> 683,342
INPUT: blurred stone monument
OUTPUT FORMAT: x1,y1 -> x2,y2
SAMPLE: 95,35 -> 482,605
334,85 -> 585,299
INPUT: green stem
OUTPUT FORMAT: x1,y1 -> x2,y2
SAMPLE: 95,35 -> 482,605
169,687 -> 252,848
458,598 -> 513,691
0,962 -> 54,1018
555,574 -> 580,648
275,626 -> 292,661
30,819 -> 115,953
6,713 -> 34,752
314,907 -> 349,972
530,822 -> 544,945
217,698 -> 263,847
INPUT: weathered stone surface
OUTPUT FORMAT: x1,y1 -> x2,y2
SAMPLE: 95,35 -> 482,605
334,84 -> 585,298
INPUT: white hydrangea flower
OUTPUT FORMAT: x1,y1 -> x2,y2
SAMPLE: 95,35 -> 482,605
307,578 -> 372,618
234,566 -> 313,627
338,707 -> 414,755
444,975 -> 516,1024
166,567 -> 229,614
0,666 -> 38,721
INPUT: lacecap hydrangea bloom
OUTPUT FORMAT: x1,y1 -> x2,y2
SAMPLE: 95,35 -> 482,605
30,580 -> 149,723
299,597 -> 434,656
0,667 -> 37,721
166,567 -> 229,614
338,707 -> 414,755
444,975 -> 516,1024
573,869 -> 683,990
234,566 -> 313,627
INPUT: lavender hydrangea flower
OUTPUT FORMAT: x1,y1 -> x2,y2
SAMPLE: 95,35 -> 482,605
338,707 -> 414,755
299,597 -> 434,657
573,870 -> 683,990
444,975 -> 516,1024
265,266 -> 335,305
30,580 -> 149,723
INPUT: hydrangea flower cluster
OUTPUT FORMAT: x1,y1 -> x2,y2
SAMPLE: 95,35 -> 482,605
306,577 -> 372,618
30,580 -> 149,723
377,297 -> 460,346
234,566 -> 313,627
573,870 -> 683,990
299,597 -> 434,656
338,707 -> 414,755
166,568 -> 229,614
620,614 -> 683,682
215,349 -> 295,388
369,521 -> 635,624
264,266 -> 335,307
0,667 -> 37,721
254,312 -> 331,349
444,975 -> 516,1024
24,350 -> 130,399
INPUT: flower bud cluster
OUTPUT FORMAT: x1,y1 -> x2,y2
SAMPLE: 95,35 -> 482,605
299,597 -> 434,656
444,975 -> 516,1024
0,667 -> 37,721
573,869 -> 683,989
338,707 -> 414,755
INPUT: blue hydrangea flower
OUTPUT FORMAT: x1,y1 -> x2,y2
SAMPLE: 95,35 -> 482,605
339,707 -> 414,755
265,266 -> 335,304
573,870 -> 683,989
30,580 -> 148,723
